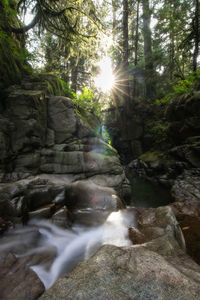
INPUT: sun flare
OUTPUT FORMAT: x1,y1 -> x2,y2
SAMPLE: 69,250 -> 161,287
94,57 -> 115,93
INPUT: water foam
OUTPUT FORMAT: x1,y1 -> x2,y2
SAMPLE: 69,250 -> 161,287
0,209 -> 136,289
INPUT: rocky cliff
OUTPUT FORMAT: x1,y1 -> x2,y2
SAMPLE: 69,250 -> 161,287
0,77 -> 130,230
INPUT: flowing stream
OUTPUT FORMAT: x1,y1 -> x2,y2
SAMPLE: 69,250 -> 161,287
0,209 -> 136,289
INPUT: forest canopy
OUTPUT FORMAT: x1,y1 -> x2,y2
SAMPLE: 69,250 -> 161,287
0,0 -> 199,106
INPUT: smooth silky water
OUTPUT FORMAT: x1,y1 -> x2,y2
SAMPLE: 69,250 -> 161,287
0,179 -> 172,289
0,210 -> 136,290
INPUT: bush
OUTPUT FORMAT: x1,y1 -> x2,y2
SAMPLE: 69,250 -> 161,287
155,70 -> 200,106
62,83 -> 101,118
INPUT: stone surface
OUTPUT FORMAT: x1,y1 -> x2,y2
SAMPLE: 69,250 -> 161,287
0,253 -> 44,300
166,92 -> 200,144
169,169 -> 200,264
171,169 -> 200,206
0,85 -> 130,228
51,207 -> 72,228
39,207 -> 200,300
39,245 -> 200,300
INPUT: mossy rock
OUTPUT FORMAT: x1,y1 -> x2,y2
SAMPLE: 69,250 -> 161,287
21,73 -> 65,97
139,151 -> 165,163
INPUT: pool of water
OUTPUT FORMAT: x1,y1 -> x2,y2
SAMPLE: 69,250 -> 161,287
130,177 -> 173,208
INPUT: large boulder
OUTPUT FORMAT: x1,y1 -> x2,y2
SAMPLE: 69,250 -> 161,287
0,84 -> 131,226
39,245 -> 200,300
170,169 -> 200,264
0,253 -> 45,300
166,92 -> 200,144
39,206 -> 200,300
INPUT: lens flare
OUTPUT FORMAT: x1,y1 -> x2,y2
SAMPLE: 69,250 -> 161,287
94,57 -> 115,92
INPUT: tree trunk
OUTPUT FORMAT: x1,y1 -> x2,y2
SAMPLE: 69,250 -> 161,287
133,0 -> 140,97
112,0 -> 117,44
142,0 -> 154,99
169,1 -> 175,81
122,0 -> 130,109
193,0 -> 199,71
71,66 -> 78,93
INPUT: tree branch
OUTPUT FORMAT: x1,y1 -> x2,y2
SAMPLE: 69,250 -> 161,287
11,13 -> 39,33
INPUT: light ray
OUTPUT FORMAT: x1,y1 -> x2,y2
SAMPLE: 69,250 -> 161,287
94,57 -> 115,92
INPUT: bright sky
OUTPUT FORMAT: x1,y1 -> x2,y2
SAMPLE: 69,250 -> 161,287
94,56 -> 115,93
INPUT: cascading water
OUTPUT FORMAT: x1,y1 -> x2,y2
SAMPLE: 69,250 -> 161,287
0,209 -> 136,290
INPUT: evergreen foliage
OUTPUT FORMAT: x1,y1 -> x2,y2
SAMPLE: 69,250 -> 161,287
0,0 -> 31,88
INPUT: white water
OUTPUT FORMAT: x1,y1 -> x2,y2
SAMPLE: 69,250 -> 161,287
0,210 -> 136,289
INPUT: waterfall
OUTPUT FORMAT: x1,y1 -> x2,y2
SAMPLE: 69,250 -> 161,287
0,210 -> 136,289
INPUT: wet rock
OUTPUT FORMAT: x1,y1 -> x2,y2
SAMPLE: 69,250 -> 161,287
0,253 -> 44,300
39,207 -> 200,300
71,208 -> 111,226
29,204 -> 55,220
171,169 -> 200,204
170,169 -> 200,264
51,207 -> 72,228
177,215 -> 200,265
39,245 -> 200,300
0,218 -> 10,234
66,180 -> 124,211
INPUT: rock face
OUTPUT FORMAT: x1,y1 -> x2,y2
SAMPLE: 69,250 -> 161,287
39,206 -> 200,300
0,253 -> 45,300
0,81 -> 131,300
0,84 -> 130,227
170,169 -> 200,264
166,92 -> 200,145
104,101 -> 154,164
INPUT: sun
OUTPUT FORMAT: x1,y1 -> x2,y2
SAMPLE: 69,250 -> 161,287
94,57 -> 115,93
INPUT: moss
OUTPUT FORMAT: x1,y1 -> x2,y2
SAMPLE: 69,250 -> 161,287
29,73 -> 65,96
76,107 -> 101,136
139,150 -> 164,163
0,1 -> 32,89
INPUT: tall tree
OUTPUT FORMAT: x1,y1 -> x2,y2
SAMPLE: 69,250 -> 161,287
193,0 -> 200,71
132,0 -> 140,97
122,0 -> 130,107
142,0 -> 154,99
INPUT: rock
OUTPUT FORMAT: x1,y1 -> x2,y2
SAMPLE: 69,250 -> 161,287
130,140 -> 143,158
51,207 -> 72,228
0,218 -> 10,234
170,169 -> 200,264
39,206 -> 200,300
169,143 -> 200,168
177,215 -> 200,265
39,245 -> 200,300
171,169 -> 200,205
104,101 -> 153,162
66,180 -> 124,211
0,86 -> 130,210
29,204 -> 55,220
0,253 -> 44,300
48,96 -> 77,143
166,92 -> 200,144
71,208 -> 111,226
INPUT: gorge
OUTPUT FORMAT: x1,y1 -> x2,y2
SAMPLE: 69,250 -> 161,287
1,0 -> 200,299
1,76 -> 200,300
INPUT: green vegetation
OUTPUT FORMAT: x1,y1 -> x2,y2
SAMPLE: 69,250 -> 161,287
155,70 -> 200,106
0,0 -> 199,157
139,150 -> 164,163
0,0 -> 31,89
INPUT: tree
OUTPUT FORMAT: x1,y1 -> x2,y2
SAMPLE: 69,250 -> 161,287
193,0 -> 200,71
142,0 -> 155,99
122,0 -> 130,108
